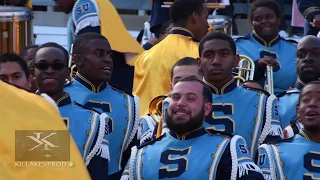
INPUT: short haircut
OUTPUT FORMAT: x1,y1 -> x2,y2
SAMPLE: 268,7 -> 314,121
0,53 -> 30,77
169,0 -> 204,26
171,57 -> 201,79
160,20 -> 173,34
72,32 -> 108,56
299,81 -> 320,104
249,0 -> 281,23
34,42 -> 69,64
176,77 -> 212,103
19,45 -> 39,58
199,31 -> 236,56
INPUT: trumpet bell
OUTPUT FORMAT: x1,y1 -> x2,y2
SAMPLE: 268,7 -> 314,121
234,55 -> 255,86
149,95 -> 167,123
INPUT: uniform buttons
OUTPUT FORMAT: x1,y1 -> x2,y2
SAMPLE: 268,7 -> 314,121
86,130 -> 91,136
125,104 -> 128,108
88,119 -> 92,124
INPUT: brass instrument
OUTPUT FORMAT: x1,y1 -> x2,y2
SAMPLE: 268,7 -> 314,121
149,95 -> 167,123
234,55 -> 255,86
265,65 -> 274,94
68,44 -> 77,80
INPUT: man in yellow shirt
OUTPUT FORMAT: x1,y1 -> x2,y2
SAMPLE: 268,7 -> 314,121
133,0 -> 209,116
0,81 -> 90,180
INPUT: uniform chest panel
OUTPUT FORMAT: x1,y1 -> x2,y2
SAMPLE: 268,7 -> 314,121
277,137 -> 320,180
204,89 -> 264,148
278,93 -> 299,128
140,135 -> 227,180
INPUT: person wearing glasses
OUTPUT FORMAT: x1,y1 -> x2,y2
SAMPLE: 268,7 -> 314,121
0,53 -> 31,91
33,42 -> 110,180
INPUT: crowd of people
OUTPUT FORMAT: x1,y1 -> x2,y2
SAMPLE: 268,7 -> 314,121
1,0 -> 320,179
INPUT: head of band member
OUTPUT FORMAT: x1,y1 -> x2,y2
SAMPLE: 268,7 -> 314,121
72,32 -> 113,86
33,43 -> 69,101
197,32 -> 239,89
297,81 -> 320,142
166,77 -> 212,135
0,53 -> 31,90
296,35 -> 320,84
20,45 -> 39,63
249,0 -> 281,42
159,20 -> 173,41
170,0 -> 209,41
53,0 -> 75,14
171,57 -> 203,90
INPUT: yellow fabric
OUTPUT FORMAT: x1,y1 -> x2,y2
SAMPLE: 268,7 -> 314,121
0,82 -> 90,180
25,0 -> 32,8
133,34 -> 199,116
96,0 -> 144,54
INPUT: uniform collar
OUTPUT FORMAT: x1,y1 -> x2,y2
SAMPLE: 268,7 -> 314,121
252,30 -> 280,47
56,92 -> 72,107
294,79 -> 305,90
203,77 -> 237,95
169,126 -> 206,140
74,72 -> 107,93
300,130 -> 311,140
170,27 -> 199,42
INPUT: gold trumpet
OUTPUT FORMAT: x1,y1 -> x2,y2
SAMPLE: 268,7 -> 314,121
68,44 -> 77,80
234,55 -> 255,86
265,65 -> 274,94
149,95 -> 167,123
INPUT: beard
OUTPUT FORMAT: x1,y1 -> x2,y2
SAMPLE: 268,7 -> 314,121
300,72 -> 320,83
303,123 -> 320,134
166,106 -> 205,135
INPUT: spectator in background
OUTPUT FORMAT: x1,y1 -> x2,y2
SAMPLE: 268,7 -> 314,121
20,45 -> 39,92
297,0 -> 320,36
0,53 -> 31,91
0,0 -> 31,7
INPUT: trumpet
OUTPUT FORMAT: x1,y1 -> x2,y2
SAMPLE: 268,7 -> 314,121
234,55 -> 255,86
149,95 -> 167,123
68,44 -> 77,80
265,65 -> 274,94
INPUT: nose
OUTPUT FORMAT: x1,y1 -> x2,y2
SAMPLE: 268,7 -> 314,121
303,53 -> 315,63
211,54 -> 221,65
176,97 -> 187,107
308,98 -> 319,108
45,66 -> 55,74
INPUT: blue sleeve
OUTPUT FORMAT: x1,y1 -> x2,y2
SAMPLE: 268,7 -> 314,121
297,0 -> 320,22
217,136 -> 264,180
257,144 -> 278,180
76,26 -> 101,37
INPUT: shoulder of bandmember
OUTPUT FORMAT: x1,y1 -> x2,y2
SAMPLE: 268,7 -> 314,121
206,129 -> 233,138
268,136 -> 295,145
108,83 -> 133,97
277,88 -> 300,98
137,133 -> 166,149
280,37 -> 298,45
73,100 -> 102,114
233,34 -> 250,41
242,86 -> 270,96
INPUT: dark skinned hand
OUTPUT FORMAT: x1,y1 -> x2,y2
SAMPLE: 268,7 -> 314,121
257,56 -> 280,69
313,14 -> 320,29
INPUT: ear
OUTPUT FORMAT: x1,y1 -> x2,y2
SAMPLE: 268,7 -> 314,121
196,57 -> 202,69
204,102 -> 212,116
73,54 -> 83,67
30,68 -> 35,77
191,12 -> 199,24
234,54 -> 240,67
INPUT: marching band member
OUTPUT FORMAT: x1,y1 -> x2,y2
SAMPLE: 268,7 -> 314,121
278,35 -> 320,129
0,53 -> 31,91
198,32 -> 282,158
235,0 -> 297,95
297,0 -> 320,36
257,81 -> 320,180
33,42 -> 109,179
64,33 -> 140,180
133,0 -> 209,116
122,78 -> 264,180
138,57 -> 203,145
1,80 -> 91,180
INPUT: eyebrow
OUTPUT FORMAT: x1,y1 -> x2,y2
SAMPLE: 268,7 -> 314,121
203,48 -> 231,53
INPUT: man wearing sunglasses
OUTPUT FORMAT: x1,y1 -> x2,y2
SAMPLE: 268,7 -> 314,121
64,32 -> 140,180
33,42 -> 110,180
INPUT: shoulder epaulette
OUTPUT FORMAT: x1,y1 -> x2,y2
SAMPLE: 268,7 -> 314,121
109,83 -> 133,97
73,100 -> 102,114
268,135 -> 295,145
286,88 -> 300,94
243,86 -> 270,96
234,34 -> 250,41
137,133 -> 166,149
280,37 -> 298,45
206,129 -> 233,138
276,90 -> 287,98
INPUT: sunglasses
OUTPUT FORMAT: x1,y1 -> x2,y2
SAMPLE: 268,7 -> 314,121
34,63 -> 66,71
